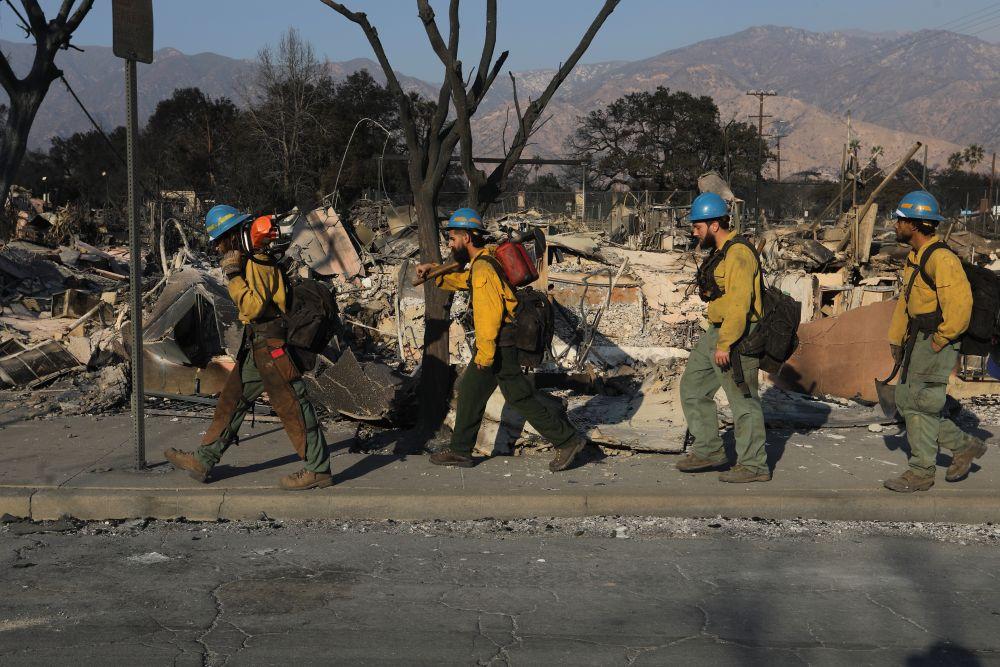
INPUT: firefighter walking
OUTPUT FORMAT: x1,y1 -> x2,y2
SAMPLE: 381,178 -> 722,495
676,193 -> 770,483
415,208 -> 587,472
164,205 -> 332,490
883,190 -> 988,492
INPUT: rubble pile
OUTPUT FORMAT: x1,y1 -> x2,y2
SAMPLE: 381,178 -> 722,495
0,239 -> 132,391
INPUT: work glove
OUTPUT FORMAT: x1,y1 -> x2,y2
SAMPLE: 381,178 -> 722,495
890,344 -> 903,365
415,263 -> 438,281
220,250 -> 243,279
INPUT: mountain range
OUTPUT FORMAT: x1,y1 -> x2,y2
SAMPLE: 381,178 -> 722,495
2,25 -> 997,179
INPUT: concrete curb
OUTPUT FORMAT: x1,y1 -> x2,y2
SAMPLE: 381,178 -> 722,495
3,486 -> 1000,524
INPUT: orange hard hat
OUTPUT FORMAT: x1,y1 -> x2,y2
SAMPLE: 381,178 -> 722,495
249,215 -> 277,249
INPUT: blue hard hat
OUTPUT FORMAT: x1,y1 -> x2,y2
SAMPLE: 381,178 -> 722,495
205,204 -> 251,241
444,207 -> 485,231
895,190 -> 944,223
689,192 -> 729,222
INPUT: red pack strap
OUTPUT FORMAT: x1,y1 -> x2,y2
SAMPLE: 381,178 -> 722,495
270,347 -> 286,359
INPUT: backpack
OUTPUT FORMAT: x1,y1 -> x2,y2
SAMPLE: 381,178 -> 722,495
473,254 -> 554,368
700,237 -> 802,373
908,241 -> 1000,356
281,274 -> 341,369
739,286 -> 802,374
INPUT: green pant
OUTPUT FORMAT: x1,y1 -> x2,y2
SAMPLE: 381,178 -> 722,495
196,350 -> 330,473
896,335 -> 972,477
680,325 -> 767,473
450,346 -> 578,455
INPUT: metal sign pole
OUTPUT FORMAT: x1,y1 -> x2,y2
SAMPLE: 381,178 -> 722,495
126,58 -> 145,469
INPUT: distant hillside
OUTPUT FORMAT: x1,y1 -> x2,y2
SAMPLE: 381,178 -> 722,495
2,24 -> 997,177
471,26 -> 997,177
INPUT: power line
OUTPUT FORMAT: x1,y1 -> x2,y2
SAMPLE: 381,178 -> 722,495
60,75 -> 126,169
747,89 -> 775,220
59,73 -> 206,237
774,133 -> 787,183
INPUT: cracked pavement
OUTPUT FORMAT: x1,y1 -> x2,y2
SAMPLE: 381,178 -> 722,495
1,517 -> 999,665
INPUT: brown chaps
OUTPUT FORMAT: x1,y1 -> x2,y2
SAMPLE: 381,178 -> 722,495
201,338 -> 308,459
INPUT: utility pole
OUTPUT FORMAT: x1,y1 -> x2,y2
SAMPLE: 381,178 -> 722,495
922,144 -> 928,187
989,152 -> 996,209
747,89 -> 775,223
986,152 -> 996,236
979,153 -> 997,234
839,143 -> 847,215
774,134 -> 786,183
773,133 -> 787,222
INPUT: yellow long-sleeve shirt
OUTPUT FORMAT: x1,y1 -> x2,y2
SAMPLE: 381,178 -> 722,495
227,255 -> 287,324
436,247 -> 517,367
705,240 -> 762,352
887,236 -> 972,349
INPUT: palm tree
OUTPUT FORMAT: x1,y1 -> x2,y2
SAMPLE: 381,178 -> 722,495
962,144 -> 985,171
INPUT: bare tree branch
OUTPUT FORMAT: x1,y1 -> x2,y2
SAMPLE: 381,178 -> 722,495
481,0 -> 620,201
468,50 -> 507,109
508,72 -> 524,128
3,0 -> 31,37
55,0 -> 74,22
418,0 -> 473,172
20,0 -> 47,38
0,51 -> 18,93
472,0 -> 497,96
65,0 -> 93,32
530,112 -> 554,140
501,106 -> 510,155
461,0 -> 502,111
429,75 -> 452,144
417,0 -> 508,201
51,0 -> 94,51
447,0 -> 459,58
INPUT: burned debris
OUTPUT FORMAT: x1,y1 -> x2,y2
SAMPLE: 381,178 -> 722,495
2,160 -> 999,456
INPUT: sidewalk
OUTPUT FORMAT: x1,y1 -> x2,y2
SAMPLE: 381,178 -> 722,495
0,406 -> 997,523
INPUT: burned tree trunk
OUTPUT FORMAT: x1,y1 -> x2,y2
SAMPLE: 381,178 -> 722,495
413,191 -> 452,429
420,0 -> 621,211
0,88 -> 46,237
0,0 -> 95,236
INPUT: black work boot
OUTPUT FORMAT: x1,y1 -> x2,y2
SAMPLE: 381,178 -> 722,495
884,470 -> 935,493
675,452 -> 728,473
946,437 -> 988,482
429,450 -> 476,468
164,448 -> 212,483
549,435 -> 587,473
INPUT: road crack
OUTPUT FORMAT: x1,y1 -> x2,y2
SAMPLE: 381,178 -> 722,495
864,593 -> 929,634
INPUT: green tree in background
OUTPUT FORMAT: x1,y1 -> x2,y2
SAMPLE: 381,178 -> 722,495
143,88 -> 241,195
567,86 -> 768,192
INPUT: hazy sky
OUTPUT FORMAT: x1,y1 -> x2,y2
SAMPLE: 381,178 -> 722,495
2,0 -> 999,79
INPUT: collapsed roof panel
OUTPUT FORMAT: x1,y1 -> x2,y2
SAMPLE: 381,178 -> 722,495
0,340 -> 82,388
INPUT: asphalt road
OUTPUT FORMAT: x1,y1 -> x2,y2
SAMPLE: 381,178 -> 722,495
2,516 -> 998,666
